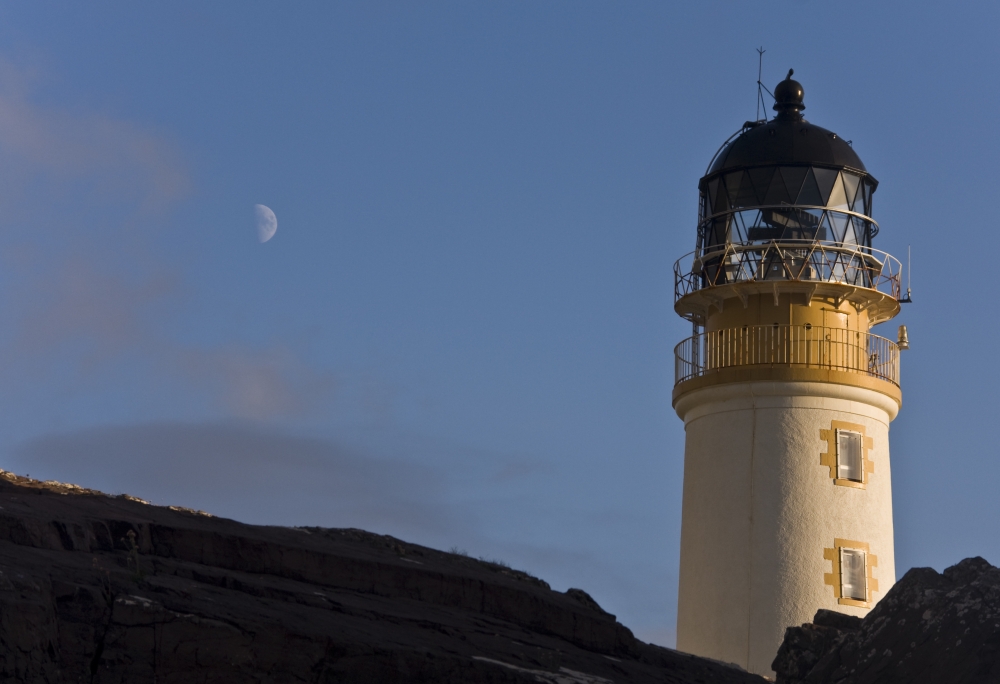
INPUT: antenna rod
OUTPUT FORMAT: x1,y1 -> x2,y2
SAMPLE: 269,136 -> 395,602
756,47 -> 766,121
899,245 -> 913,303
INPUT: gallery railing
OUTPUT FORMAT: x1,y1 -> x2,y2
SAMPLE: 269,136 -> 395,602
674,324 -> 900,387
674,241 -> 902,302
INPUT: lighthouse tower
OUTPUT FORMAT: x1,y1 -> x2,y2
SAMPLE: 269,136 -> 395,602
673,72 -> 904,676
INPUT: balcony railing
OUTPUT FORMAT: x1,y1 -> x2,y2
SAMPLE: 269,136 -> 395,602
674,324 -> 900,387
674,240 -> 902,303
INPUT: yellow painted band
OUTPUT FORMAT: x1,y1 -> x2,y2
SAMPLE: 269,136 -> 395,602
673,365 -> 901,408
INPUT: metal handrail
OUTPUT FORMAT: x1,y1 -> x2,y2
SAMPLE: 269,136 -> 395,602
674,324 -> 900,387
674,240 -> 902,302
699,204 -> 879,226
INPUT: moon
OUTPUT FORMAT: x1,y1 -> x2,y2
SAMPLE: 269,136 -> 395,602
255,204 -> 277,243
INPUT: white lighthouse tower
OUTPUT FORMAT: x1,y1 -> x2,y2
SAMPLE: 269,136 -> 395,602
673,72 -> 905,676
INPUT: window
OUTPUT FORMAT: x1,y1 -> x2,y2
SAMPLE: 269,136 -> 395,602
840,548 -> 867,601
824,539 -> 877,606
836,429 -> 863,482
821,421 -> 872,488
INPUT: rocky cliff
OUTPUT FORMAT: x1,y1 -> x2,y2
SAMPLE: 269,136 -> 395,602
0,471 -> 764,683
773,557 -> 1000,683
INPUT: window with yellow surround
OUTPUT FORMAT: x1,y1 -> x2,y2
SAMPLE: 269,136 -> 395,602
823,538 -> 879,607
840,548 -> 866,600
837,429 -> 863,482
820,421 -> 874,488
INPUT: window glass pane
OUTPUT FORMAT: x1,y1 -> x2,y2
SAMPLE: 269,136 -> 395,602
837,430 -> 863,481
817,212 -> 832,242
734,174 -> 758,208
709,217 -> 729,246
842,173 -> 862,212
707,178 -> 720,214
796,168 -> 823,206
714,177 -> 730,214
763,169 -> 792,206
746,209 -> 778,241
730,210 -> 751,242
740,209 -> 762,233
841,548 -> 866,600
747,166 -> 775,205
724,172 -> 744,208
851,216 -> 868,246
755,207 -> 821,241
827,172 -> 849,210
779,166 -> 808,204
813,167 -> 840,205
799,208 -> 824,239
861,180 -> 873,216
828,212 -> 851,242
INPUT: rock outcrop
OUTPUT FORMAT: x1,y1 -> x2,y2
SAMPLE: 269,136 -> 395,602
0,471 -> 765,683
773,557 -> 1000,684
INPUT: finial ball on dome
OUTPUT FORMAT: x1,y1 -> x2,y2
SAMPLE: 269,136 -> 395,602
773,69 -> 805,115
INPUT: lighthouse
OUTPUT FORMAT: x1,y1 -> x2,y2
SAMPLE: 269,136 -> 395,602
673,71 -> 904,676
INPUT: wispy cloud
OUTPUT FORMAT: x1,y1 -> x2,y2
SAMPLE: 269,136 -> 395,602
13,422 -> 461,540
179,347 -> 336,421
0,57 -> 333,423
13,257 -> 177,362
12,421 -> 574,567
0,57 -> 188,211
8,254 -> 335,420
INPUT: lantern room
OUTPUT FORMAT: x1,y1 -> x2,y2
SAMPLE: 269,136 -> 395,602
699,70 -> 877,251
673,71 -> 902,329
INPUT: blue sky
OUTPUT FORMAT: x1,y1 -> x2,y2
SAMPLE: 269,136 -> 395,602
0,1 -> 996,647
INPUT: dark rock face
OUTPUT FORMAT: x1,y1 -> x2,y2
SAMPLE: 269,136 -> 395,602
0,473 -> 765,683
773,557 -> 1000,684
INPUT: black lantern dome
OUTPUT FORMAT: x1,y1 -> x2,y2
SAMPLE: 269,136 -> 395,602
697,71 -> 878,253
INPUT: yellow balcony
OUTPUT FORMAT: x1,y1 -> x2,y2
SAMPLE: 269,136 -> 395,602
674,324 -> 900,388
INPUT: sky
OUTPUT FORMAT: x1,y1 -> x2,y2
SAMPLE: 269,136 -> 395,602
0,1 -> 996,648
